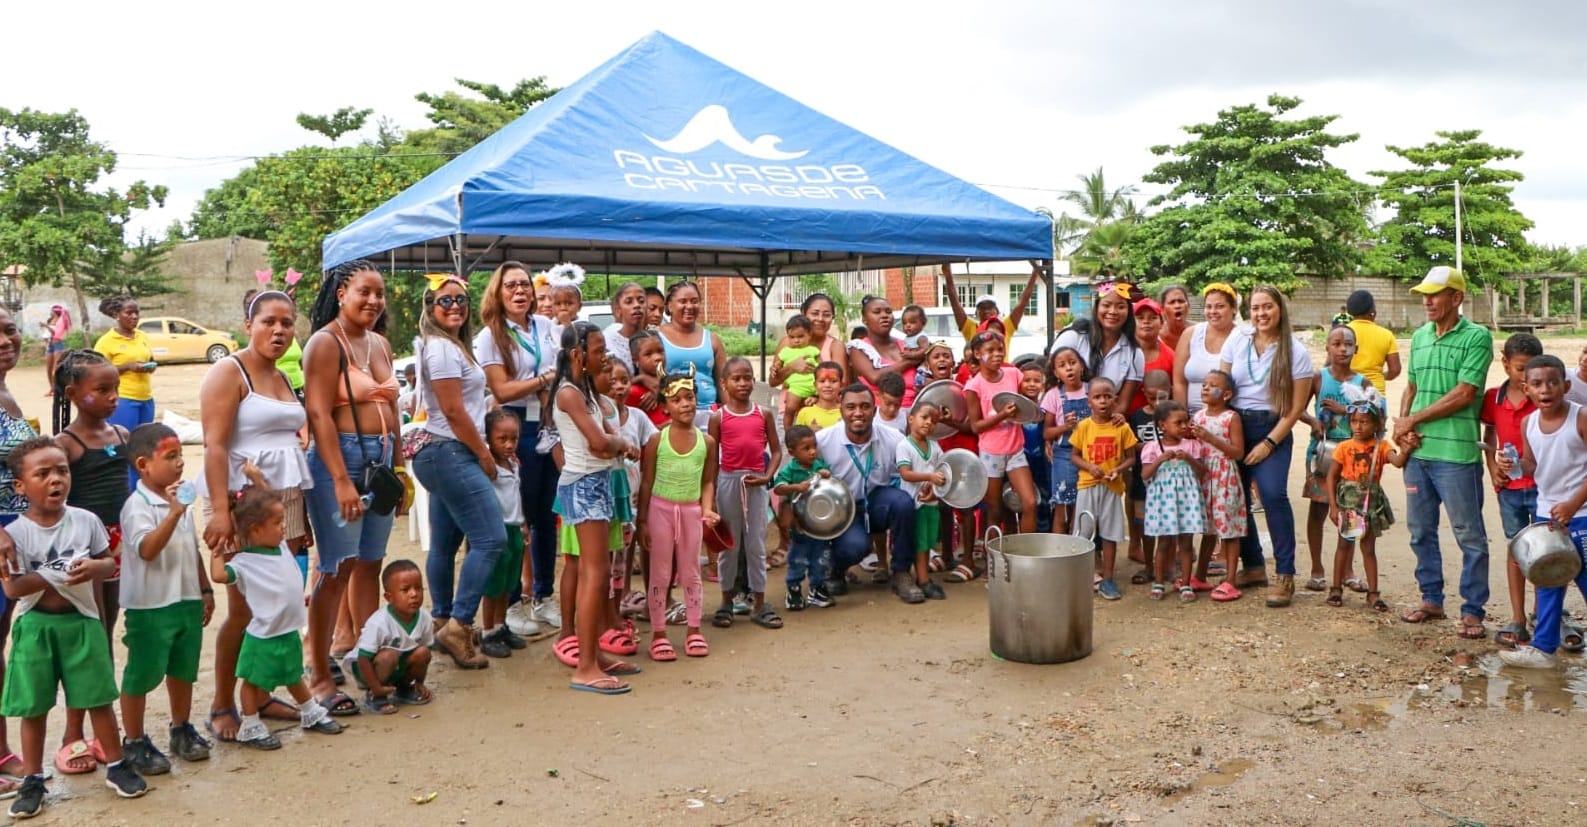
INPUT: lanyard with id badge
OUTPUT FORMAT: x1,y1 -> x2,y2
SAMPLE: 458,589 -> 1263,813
846,442 -> 874,533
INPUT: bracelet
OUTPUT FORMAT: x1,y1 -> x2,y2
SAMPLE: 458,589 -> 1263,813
1263,437 -> 1277,449
394,466 -> 408,476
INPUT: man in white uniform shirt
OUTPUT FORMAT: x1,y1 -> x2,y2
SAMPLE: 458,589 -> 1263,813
816,384 -> 921,603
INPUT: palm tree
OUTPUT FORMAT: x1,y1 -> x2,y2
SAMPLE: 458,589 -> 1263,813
1051,167 -> 1140,275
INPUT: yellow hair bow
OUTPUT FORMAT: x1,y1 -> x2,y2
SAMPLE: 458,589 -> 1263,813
425,273 -> 467,292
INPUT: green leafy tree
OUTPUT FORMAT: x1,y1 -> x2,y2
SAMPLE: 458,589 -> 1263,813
0,107 -> 167,326
77,232 -> 181,299
1043,167 -> 1139,275
1123,95 -> 1370,294
295,107 -> 373,145
1367,129 -> 1534,290
404,77 -> 560,155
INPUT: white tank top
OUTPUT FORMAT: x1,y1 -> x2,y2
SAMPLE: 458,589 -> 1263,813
1182,323 -> 1224,412
551,381 -> 611,483
1526,402 -> 1587,520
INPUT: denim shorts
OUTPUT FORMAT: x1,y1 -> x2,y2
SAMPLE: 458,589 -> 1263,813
553,471 -> 613,525
306,434 -> 396,574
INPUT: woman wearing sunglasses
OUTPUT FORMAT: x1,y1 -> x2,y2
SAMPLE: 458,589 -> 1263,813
412,275 -> 505,670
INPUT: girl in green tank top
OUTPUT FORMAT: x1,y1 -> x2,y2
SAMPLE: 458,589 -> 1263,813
638,369 -> 720,662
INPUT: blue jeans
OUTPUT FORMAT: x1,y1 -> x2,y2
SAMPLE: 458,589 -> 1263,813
1237,410 -> 1297,576
305,434 -> 396,574
1530,516 -> 1587,654
830,486 -> 916,577
1496,486 -> 1538,540
413,438 -> 506,626
1404,458 -> 1489,620
787,534 -> 829,588
507,411 -> 560,603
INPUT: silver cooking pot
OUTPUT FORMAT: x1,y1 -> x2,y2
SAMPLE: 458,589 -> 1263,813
986,516 -> 1096,665
1510,521 -> 1584,588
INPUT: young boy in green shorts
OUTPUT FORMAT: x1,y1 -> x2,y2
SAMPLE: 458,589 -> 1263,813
0,436 -> 147,818
345,560 -> 434,712
117,423 -> 213,775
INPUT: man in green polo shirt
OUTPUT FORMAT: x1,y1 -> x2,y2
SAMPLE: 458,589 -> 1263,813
1392,266 -> 1492,640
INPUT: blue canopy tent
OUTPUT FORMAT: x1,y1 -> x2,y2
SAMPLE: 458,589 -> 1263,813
323,31 -> 1054,361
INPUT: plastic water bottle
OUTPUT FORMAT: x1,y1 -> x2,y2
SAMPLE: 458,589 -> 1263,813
175,481 -> 197,506
332,493 -> 375,527
1501,444 -> 1522,480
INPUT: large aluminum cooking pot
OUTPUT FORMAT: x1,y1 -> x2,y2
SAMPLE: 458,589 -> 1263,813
985,517 -> 1096,665
913,380 -> 969,440
791,476 -> 856,541
1510,521 -> 1583,588
1310,438 -> 1341,480
937,449 -> 988,510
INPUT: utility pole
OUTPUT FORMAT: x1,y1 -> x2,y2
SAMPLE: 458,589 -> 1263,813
1453,179 -> 1462,273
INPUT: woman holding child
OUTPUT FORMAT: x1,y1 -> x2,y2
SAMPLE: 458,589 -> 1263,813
769,293 -> 847,391
1218,286 -> 1313,609
847,296 -> 923,408
199,289 -> 316,738
475,262 -> 563,634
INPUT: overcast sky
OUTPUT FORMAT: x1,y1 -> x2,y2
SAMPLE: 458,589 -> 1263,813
10,0 -> 1585,247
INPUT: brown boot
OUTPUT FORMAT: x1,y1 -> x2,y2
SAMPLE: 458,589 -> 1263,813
435,620 -> 489,669
1235,567 -> 1268,588
1265,574 -> 1295,608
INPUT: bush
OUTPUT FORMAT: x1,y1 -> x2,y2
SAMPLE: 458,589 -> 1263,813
710,325 -> 771,357
62,330 -> 88,350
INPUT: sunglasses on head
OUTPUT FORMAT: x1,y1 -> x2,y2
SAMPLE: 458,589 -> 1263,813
432,295 -> 469,310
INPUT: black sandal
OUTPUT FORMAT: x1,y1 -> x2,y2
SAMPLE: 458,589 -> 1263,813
1495,621 -> 1530,649
1367,592 -> 1389,613
712,606 -> 734,628
1325,587 -> 1344,607
751,606 -> 783,629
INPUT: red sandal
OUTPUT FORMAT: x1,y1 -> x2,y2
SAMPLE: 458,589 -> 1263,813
649,636 -> 677,662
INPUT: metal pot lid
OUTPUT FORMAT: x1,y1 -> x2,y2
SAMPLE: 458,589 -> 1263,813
913,380 -> 969,440
937,448 -> 988,510
992,392 -> 1043,424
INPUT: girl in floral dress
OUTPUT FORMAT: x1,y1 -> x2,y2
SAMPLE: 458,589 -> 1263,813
1140,401 -> 1209,602
1189,370 -> 1248,601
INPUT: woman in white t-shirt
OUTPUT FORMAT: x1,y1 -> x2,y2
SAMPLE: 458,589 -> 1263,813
475,262 -> 562,633
1050,280 -> 1144,421
410,276 -> 504,671
1217,285 -> 1314,608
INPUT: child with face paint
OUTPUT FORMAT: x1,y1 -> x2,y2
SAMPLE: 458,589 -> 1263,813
1299,326 -> 1369,594
51,349 -> 134,774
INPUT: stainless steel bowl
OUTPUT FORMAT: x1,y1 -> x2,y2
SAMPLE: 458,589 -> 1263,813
791,476 -> 856,541
937,448 -> 989,510
1002,483 -> 1023,513
913,380 -> 969,440
1311,438 -> 1341,479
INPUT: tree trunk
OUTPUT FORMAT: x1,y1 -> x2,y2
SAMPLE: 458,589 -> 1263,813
70,272 -> 90,342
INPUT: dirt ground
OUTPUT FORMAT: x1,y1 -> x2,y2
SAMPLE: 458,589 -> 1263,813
8,338 -> 1587,826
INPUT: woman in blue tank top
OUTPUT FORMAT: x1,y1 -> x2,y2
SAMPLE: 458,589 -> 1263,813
657,282 -> 726,427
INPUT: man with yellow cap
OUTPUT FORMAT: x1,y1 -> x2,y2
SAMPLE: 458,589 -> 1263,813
1393,266 -> 1493,640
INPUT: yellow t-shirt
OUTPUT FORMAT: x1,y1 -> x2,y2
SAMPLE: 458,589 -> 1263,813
94,329 -> 154,401
959,315 -> 1020,342
795,404 -> 842,432
1347,319 -> 1397,395
1070,417 -> 1139,494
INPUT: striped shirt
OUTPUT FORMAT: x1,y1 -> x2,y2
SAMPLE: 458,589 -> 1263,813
1406,316 -> 1491,464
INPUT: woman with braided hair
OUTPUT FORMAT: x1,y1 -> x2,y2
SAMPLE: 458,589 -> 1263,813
93,295 -> 157,432
300,260 -> 404,717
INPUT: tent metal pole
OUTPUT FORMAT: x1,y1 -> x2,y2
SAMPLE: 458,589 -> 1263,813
1042,259 -> 1054,352
759,253 -> 770,377
451,233 -> 466,277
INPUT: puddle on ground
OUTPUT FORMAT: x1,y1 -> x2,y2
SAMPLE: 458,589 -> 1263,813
1336,696 -> 1403,731
1163,758 -> 1255,804
1433,655 -> 1587,713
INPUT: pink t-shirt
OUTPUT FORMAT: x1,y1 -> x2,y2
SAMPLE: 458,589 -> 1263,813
1137,438 -> 1205,468
964,366 -> 1023,456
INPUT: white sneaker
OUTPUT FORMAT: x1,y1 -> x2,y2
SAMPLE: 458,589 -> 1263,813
530,598 -> 562,628
858,553 -> 880,572
505,601 -> 542,637
1499,645 -> 1557,669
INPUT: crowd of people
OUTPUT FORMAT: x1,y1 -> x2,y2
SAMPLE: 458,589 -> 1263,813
0,258 -> 1583,818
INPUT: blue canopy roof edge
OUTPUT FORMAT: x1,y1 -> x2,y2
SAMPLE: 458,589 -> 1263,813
323,30 -> 1052,274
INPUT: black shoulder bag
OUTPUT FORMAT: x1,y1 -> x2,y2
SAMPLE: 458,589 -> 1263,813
335,337 -> 404,516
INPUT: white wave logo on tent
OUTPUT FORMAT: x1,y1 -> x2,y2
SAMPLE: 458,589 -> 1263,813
614,105 -> 883,201
643,105 -> 808,161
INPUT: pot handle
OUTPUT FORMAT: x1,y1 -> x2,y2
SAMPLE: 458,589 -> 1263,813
983,525 -> 1009,582
1073,510 -> 1097,543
